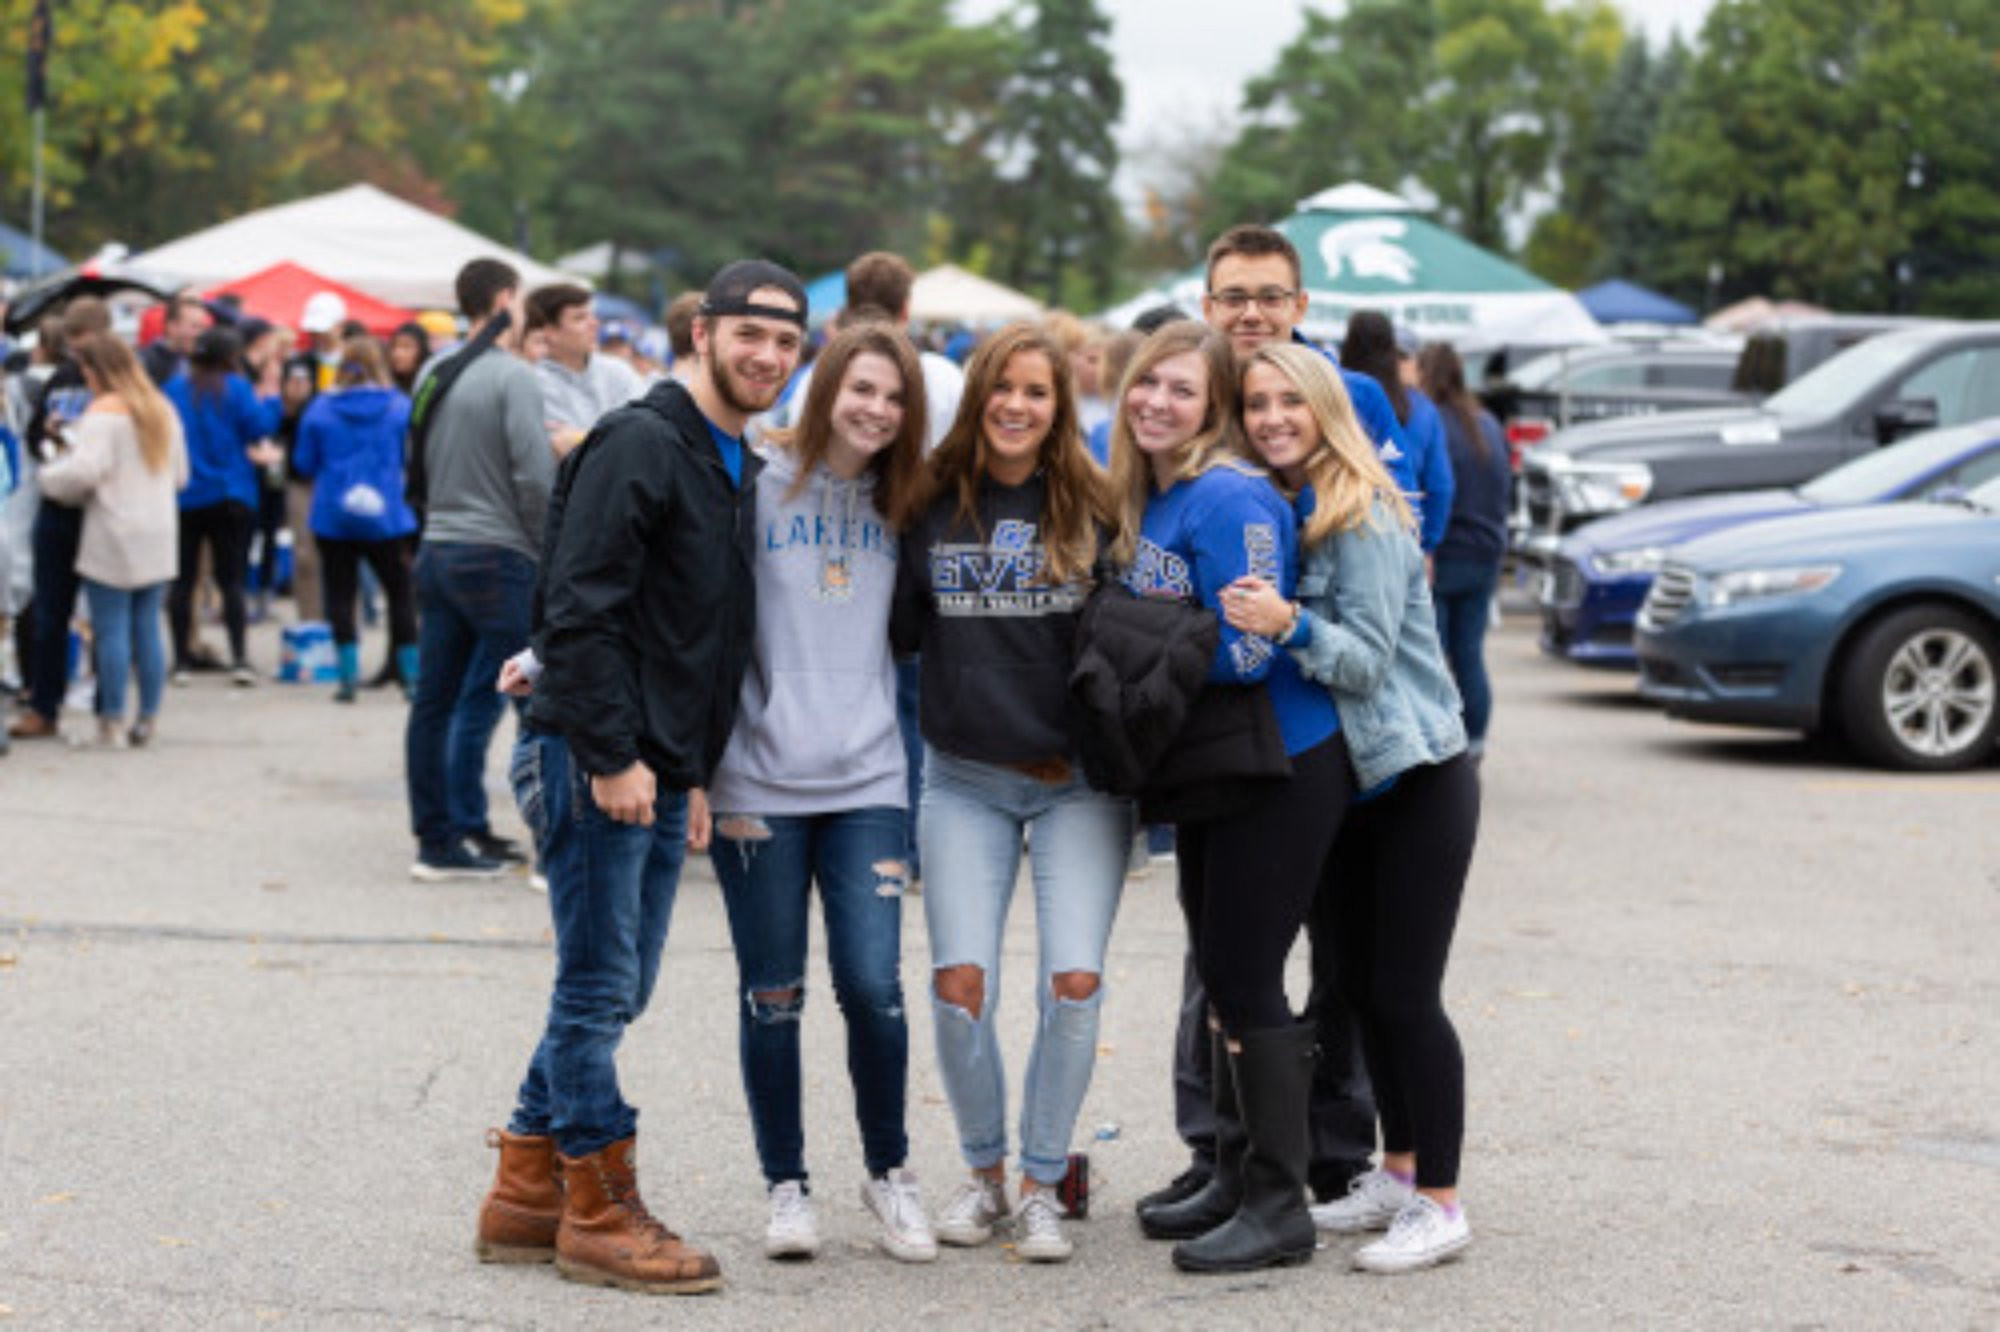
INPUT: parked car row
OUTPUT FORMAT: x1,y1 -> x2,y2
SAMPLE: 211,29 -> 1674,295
1513,320 -> 2000,561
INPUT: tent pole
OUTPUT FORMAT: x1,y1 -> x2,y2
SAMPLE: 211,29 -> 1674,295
31,107 -> 47,279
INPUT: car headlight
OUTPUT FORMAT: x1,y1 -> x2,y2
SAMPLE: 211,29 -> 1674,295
1552,461 -> 1654,516
1701,564 -> 1843,608
1591,545 -> 1668,576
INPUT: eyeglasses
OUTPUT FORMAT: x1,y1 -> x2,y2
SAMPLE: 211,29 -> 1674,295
1207,287 -> 1299,315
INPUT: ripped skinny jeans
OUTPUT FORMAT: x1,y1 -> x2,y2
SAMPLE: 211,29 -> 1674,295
709,806 -> 912,1186
920,749 -> 1130,1186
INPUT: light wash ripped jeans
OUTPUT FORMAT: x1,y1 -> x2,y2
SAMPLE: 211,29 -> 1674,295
920,747 -> 1130,1186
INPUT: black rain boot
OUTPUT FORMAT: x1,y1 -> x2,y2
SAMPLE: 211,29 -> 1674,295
1172,1023 -> 1318,1274
1142,1029 -> 1247,1240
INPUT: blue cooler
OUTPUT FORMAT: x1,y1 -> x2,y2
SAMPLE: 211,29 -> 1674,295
278,621 -> 340,683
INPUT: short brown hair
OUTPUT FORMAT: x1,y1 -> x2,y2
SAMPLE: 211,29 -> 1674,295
845,251 -> 915,319
525,283 -> 593,333
664,292 -> 702,359
1205,225 -> 1302,289
338,334 -> 391,387
60,295 -> 112,341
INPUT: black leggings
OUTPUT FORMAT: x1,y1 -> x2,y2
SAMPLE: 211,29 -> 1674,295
1321,753 -> 1479,1189
1176,734 -> 1353,1034
319,536 -> 417,648
170,501 -> 253,667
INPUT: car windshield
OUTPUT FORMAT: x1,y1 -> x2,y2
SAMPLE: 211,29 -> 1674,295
1508,349 -> 1596,390
1800,424 -> 1995,504
1763,334 -> 1923,419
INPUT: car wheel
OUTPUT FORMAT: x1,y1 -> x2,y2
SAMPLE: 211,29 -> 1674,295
1839,606 -> 2000,772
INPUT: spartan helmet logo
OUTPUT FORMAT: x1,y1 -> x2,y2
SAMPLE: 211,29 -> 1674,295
1318,219 -> 1419,285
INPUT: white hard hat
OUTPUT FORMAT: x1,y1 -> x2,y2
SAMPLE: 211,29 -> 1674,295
301,291 -> 349,334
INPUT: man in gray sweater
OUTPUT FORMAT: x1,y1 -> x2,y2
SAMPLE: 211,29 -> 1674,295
404,258 -> 555,880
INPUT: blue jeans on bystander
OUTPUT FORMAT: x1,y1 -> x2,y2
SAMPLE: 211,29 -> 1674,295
84,579 -> 166,722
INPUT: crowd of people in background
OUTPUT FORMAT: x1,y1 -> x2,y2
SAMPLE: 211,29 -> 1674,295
0,230 -> 1515,1296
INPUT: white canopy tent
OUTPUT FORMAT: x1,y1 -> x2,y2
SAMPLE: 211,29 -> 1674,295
909,264 -> 1042,324
137,183 -> 581,309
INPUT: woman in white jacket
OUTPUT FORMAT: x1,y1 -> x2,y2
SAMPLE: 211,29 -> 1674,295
37,338 -> 187,748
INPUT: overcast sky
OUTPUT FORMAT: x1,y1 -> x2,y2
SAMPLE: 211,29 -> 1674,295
958,0 -> 1721,202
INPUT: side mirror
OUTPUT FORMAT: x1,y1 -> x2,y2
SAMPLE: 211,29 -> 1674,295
1874,398 -> 1939,445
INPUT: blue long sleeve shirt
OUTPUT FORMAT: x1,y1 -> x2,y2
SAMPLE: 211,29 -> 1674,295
1403,389 -> 1456,552
1294,332 -> 1422,524
1122,463 -> 1339,758
165,372 -> 281,511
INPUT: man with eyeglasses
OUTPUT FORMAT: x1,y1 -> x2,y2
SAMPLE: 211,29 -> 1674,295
1136,222 -> 1404,1242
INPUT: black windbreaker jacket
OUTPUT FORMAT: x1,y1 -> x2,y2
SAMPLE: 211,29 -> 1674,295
527,380 -> 760,787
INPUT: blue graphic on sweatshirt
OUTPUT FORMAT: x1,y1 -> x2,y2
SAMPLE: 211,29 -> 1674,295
1122,536 -> 1194,601
929,520 -> 1085,617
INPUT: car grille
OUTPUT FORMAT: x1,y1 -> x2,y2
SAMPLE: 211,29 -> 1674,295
1639,564 -> 1697,631
1521,461 -> 1557,531
1542,557 -> 1585,608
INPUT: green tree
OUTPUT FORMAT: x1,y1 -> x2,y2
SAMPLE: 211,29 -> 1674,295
1647,0 -> 2000,314
979,0 -> 1124,304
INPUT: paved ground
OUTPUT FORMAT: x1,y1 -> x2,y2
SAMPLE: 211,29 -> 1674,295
2,606 -> 1996,1329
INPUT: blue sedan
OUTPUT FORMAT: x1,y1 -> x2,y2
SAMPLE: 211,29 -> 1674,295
1541,419 -> 2000,667
1635,478 -> 2000,770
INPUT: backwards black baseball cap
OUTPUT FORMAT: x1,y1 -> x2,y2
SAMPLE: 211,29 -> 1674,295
699,259 -> 808,328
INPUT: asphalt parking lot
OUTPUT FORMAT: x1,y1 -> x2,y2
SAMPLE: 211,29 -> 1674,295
2,608 -> 1995,1329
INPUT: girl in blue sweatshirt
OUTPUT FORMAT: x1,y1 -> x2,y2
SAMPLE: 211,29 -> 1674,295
1107,322 -> 1348,1276
291,336 -> 419,702
703,322 -> 937,1264
162,326 -> 281,682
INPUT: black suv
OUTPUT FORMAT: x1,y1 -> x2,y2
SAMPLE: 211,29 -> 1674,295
1514,321 -> 2000,560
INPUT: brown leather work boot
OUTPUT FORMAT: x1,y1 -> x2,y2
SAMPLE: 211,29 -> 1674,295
474,1128 -> 564,1263
555,1137 -> 722,1295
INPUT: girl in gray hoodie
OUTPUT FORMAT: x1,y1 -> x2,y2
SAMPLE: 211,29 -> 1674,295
704,323 -> 934,1265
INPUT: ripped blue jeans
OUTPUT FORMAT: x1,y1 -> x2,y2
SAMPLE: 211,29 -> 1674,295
920,750 -> 1130,1187
709,806 -> 911,1186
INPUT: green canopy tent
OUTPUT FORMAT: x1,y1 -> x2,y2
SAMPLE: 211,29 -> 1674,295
1116,183 -> 1606,351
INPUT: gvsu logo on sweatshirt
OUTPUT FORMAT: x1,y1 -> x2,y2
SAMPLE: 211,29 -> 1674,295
930,521 -> 1085,617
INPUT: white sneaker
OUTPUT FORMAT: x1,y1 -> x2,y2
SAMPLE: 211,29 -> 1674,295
934,1176 -> 1008,1247
1011,1188 -> 1073,1263
861,1167 -> 938,1263
763,1180 -> 820,1260
1354,1196 -> 1470,1273
1312,1167 -> 1415,1233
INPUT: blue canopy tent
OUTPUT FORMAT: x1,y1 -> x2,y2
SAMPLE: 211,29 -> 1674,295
0,220 -> 67,280
1577,278 -> 1697,326
591,291 -> 655,329
801,270 -> 846,329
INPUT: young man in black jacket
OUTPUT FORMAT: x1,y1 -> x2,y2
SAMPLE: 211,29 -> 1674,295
474,261 -> 806,1297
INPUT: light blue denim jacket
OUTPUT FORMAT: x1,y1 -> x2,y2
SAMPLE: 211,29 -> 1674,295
1289,497 -> 1468,790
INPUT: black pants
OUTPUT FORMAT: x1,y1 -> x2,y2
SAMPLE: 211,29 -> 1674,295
1176,733 -> 1353,1034
170,501 -> 254,668
319,536 -> 417,649
254,484 -> 286,595
1322,753 -> 1479,1189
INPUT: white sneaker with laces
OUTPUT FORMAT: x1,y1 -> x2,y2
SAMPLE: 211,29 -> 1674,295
1012,1188 -> 1073,1263
763,1180 -> 820,1260
934,1176 -> 1009,1247
1354,1195 -> 1470,1273
1312,1167 -> 1415,1233
861,1167 -> 938,1263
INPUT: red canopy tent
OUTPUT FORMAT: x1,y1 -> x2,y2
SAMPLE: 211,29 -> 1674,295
138,260 -> 418,343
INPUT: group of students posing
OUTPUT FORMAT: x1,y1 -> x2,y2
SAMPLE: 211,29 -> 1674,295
473,226 -> 1492,1297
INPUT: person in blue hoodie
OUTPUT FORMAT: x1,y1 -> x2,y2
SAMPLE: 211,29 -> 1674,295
163,325 -> 281,684
291,335 -> 420,703
1110,322 -> 1349,1276
1223,342 -> 1478,1276
706,321 -> 937,1265
1340,310 -> 1454,554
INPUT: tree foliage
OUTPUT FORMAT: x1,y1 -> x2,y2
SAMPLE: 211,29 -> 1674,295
1645,0 -> 2000,313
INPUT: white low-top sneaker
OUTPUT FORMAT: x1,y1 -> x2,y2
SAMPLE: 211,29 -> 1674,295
1312,1167 -> 1415,1233
1354,1195 -> 1470,1273
764,1180 -> 820,1260
1012,1188 -> 1073,1263
862,1167 -> 938,1263
935,1176 -> 1009,1247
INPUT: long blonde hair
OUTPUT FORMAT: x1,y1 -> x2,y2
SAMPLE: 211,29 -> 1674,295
1241,342 -> 1414,547
920,322 -> 1112,585
73,338 -> 178,474
1105,322 -> 1251,566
